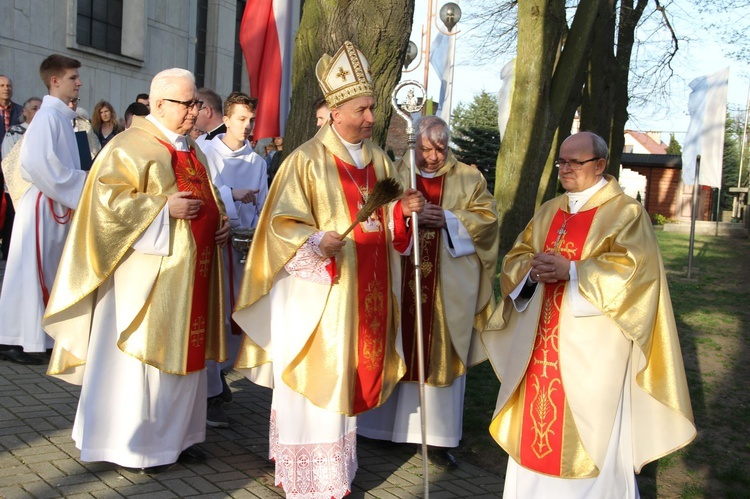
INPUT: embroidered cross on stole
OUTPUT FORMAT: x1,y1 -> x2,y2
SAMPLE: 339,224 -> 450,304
334,156 -> 390,413
518,206 -> 599,477
158,139 -> 220,373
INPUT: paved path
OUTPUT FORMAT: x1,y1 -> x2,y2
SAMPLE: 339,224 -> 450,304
0,261 -> 503,498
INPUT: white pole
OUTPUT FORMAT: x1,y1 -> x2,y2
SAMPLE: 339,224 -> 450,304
734,82 -> 750,220
687,156 -> 700,279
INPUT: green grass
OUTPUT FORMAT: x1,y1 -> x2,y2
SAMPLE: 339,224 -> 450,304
460,232 -> 750,497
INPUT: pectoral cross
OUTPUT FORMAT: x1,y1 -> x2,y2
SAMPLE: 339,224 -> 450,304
533,348 -> 558,378
553,213 -> 577,251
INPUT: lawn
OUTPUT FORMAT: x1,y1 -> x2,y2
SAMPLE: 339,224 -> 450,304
458,231 -> 750,498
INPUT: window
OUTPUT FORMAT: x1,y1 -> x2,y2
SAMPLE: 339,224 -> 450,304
233,0 -> 247,92
195,0 -> 209,88
77,0 -> 123,54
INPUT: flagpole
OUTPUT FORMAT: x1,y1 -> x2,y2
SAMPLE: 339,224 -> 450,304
735,82 -> 750,221
687,155 -> 700,279
391,81 -> 429,498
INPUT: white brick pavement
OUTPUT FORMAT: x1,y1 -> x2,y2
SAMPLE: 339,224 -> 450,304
0,262 -> 504,498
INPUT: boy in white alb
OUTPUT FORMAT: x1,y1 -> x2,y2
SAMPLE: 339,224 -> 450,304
0,54 -> 86,364
200,92 -> 268,427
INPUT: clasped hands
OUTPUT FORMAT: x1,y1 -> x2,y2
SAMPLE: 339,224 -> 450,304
168,191 -> 230,246
318,188 -> 425,259
232,188 -> 259,204
529,251 -> 571,284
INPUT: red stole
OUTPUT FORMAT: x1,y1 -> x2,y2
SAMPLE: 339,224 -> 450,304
400,174 -> 444,381
519,206 -> 598,475
334,156 -> 389,413
158,139 -> 220,373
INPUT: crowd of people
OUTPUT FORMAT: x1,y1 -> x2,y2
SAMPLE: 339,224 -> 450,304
0,42 -> 696,499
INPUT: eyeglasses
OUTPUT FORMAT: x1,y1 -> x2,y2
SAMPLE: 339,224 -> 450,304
163,98 -> 204,110
70,98 -> 81,103
554,157 -> 600,170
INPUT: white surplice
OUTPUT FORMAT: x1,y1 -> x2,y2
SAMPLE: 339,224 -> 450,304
0,95 -> 85,352
201,135 -> 268,396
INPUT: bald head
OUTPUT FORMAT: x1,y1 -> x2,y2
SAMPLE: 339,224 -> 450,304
0,76 -> 12,105
557,132 -> 608,193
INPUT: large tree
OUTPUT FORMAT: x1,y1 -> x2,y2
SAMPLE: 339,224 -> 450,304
467,0 -> 680,249
451,91 -> 500,190
282,0 -> 415,154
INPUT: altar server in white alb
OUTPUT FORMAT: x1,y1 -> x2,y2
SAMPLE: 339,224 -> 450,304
200,91 -> 268,428
358,116 -> 499,465
0,54 -> 86,364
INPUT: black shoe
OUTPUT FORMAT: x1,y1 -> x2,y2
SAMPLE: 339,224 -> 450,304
121,462 -> 175,475
178,445 -> 206,465
219,370 -> 233,403
207,396 -> 229,428
428,449 -> 458,469
0,346 -> 43,365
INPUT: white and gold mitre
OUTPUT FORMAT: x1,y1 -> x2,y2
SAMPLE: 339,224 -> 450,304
316,41 -> 374,109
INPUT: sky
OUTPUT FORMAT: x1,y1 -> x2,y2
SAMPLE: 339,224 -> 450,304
408,1 -> 750,145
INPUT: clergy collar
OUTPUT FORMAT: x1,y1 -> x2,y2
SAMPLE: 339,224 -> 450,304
43,95 -> 78,120
331,124 -> 365,168
566,176 -> 607,213
146,115 -> 189,151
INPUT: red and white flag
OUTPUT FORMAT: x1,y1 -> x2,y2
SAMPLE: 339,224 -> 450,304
239,0 -> 300,141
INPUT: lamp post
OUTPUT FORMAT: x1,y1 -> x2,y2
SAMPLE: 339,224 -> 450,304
403,1 -> 461,100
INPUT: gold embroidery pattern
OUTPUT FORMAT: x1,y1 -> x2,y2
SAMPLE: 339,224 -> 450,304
528,283 -> 564,459
176,155 -> 213,202
190,316 -> 206,348
406,230 -> 437,315
198,246 -> 212,278
528,375 -> 561,459
545,239 -> 577,260
362,280 -> 385,371
336,67 -> 350,81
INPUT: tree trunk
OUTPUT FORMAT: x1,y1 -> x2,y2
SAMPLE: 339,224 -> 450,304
283,0 -> 415,154
607,0 -> 649,177
494,0 -> 602,250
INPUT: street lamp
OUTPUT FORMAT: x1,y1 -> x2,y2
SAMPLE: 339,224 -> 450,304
439,3 -> 461,33
404,41 -> 419,70
402,2 -> 462,118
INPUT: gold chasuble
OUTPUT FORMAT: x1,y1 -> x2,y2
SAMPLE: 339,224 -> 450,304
43,117 -> 227,381
395,153 -> 499,387
484,176 -> 696,478
234,124 -> 405,416
157,139 -> 220,372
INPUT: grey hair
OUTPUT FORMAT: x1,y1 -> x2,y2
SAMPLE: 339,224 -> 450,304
23,97 -> 42,108
577,131 -> 609,160
149,68 -> 195,102
416,115 -> 450,146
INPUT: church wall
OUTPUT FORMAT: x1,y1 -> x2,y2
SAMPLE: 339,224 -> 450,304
0,0 -> 243,122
